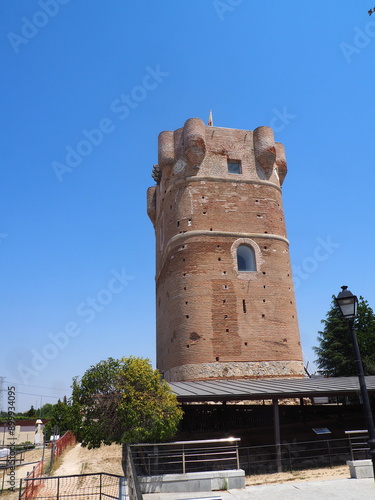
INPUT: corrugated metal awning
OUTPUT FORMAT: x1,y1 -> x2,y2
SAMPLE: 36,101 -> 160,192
168,376 -> 375,402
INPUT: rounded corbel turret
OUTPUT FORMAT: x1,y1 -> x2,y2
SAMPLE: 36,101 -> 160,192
275,142 -> 287,186
183,118 -> 206,167
253,126 -> 276,178
158,131 -> 175,168
158,130 -> 175,182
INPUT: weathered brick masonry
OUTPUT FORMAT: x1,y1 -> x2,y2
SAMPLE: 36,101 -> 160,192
147,118 -> 304,381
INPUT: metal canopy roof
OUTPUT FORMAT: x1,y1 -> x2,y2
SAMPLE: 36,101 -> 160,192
168,376 -> 375,402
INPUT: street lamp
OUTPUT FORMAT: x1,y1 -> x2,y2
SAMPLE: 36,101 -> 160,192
335,285 -> 375,479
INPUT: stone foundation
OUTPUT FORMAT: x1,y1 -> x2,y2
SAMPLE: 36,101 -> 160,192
164,360 -> 305,382
139,469 -> 245,494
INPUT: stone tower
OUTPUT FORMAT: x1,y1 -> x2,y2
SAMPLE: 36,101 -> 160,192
147,118 -> 304,382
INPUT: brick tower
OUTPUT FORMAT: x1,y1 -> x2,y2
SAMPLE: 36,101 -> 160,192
147,118 -> 304,382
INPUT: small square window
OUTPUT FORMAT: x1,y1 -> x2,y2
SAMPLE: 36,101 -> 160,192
228,160 -> 242,174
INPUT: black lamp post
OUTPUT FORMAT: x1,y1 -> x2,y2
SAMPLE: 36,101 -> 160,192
335,285 -> 375,478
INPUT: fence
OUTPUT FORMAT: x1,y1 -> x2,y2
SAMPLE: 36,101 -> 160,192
239,436 -> 368,475
19,473 -> 122,500
44,430 -> 76,474
18,460 -> 45,499
0,452 -> 41,494
15,431 -> 76,498
0,449 -> 26,469
52,431 -> 76,464
130,436 -> 368,478
131,438 -> 240,477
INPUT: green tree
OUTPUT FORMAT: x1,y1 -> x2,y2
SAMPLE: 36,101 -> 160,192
44,398 -> 74,439
71,356 -> 183,472
314,295 -> 375,376
24,405 -> 37,418
39,403 -> 53,418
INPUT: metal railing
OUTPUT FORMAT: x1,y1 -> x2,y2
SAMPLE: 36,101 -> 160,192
131,438 -> 240,477
126,445 -> 143,500
345,430 -> 370,461
0,449 -> 26,469
239,437 -> 358,475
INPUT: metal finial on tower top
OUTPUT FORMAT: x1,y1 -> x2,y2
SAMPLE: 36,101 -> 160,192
208,109 -> 213,126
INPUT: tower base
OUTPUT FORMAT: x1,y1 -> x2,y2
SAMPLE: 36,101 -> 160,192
163,360 -> 305,382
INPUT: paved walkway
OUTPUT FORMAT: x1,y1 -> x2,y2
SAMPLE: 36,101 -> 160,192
144,477 -> 375,499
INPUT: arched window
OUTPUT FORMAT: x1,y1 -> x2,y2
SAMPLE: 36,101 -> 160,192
237,245 -> 256,272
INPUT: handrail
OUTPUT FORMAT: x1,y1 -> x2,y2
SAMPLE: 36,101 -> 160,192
130,438 -> 241,476
131,437 -> 240,447
345,430 -> 369,461
126,445 -> 143,500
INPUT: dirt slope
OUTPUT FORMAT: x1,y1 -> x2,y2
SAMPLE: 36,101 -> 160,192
52,443 -> 123,476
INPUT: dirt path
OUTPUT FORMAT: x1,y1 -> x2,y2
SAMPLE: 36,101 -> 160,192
52,443 -> 123,476
51,444 -> 84,476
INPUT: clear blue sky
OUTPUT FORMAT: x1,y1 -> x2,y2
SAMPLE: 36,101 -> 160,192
1,1 -> 375,412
